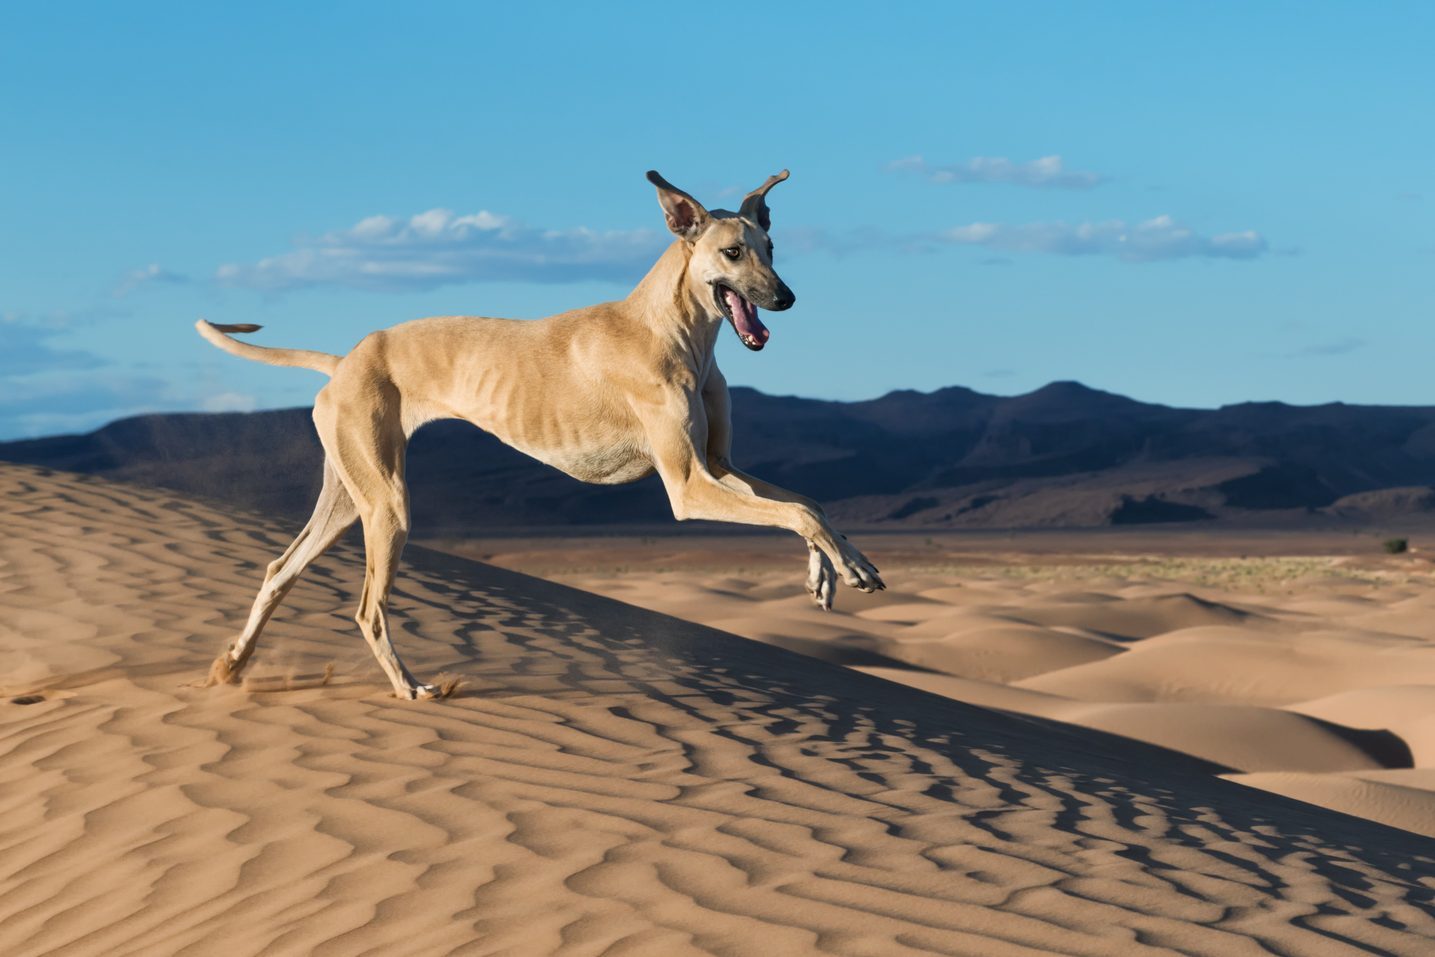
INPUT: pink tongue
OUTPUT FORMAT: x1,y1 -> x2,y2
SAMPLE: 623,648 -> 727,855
724,289 -> 770,344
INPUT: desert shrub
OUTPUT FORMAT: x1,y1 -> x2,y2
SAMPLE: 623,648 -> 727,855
1383,537 -> 1410,554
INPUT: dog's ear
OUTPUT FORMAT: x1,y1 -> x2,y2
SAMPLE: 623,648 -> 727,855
739,169 -> 789,232
647,170 -> 709,241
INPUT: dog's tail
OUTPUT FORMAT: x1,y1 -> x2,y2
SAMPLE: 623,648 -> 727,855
195,319 -> 341,376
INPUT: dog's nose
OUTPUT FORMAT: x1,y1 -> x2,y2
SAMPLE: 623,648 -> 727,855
771,285 -> 796,311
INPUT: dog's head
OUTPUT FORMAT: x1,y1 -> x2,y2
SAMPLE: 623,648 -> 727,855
646,169 -> 796,352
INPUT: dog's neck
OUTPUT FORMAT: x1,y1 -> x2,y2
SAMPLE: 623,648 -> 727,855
626,241 -> 724,369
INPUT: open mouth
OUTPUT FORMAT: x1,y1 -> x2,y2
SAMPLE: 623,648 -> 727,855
714,284 -> 770,351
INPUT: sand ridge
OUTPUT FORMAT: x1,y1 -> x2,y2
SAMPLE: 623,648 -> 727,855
5,463 -> 1435,955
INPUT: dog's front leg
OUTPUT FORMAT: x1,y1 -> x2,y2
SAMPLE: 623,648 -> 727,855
709,457 -> 880,608
642,398 -> 883,605
698,372 -> 879,607
711,462 -> 840,608
672,465 -> 883,600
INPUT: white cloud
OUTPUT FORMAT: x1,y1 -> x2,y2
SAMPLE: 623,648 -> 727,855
890,154 -> 1105,189
940,215 -> 1268,262
216,208 -> 667,292
114,263 -> 188,298
201,391 -> 259,413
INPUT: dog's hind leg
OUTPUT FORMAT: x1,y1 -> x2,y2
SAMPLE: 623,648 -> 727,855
318,394 -> 438,700
351,494 -> 437,699
207,461 -> 358,685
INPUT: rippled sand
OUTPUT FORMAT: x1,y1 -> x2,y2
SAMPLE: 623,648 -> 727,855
468,531 -> 1435,840
5,464 -> 1435,955
464,539 -> 1435,843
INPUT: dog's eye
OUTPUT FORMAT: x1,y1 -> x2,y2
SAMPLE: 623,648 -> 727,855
721,246 -> 742,261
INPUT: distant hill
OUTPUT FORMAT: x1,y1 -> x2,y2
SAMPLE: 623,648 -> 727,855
7,381 -> 1435,532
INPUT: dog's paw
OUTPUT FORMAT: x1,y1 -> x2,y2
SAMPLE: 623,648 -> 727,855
403,676 -> 461,701
200,651 -> 243,688
806,542 -> 836,610
836,538 -> 884,593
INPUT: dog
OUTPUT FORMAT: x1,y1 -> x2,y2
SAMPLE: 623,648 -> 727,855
197,170 -> 885,699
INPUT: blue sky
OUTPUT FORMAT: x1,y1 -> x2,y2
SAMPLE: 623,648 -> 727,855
2,2 -> 1431,439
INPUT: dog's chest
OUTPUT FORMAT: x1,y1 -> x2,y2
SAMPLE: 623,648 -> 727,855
533,441 -> 654,485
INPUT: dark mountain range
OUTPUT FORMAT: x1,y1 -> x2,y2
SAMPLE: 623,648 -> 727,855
7,381 -> 1435,532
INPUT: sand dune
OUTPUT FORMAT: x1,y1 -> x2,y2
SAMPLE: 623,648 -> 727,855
1039,703 -> 1392,773
885,624 -> 1122,683
6,464 -> 1435,954
1224,770 -> 1435,843
1003,592 -> 1260,642
471,533 -> 1435,848
1013,624 -> 1435,705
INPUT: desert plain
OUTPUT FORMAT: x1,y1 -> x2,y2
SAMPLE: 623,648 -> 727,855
5,463 -> 1435,955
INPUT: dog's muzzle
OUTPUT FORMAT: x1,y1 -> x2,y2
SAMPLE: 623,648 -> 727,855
714,284 -> 772,351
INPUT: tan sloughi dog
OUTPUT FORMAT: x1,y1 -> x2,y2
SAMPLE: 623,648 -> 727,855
196,169 -> 885,700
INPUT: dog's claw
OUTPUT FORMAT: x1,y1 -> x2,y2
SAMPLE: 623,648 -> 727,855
807,543 -> 837,611
806,536 -> 884,605
837,540 -> 884,593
